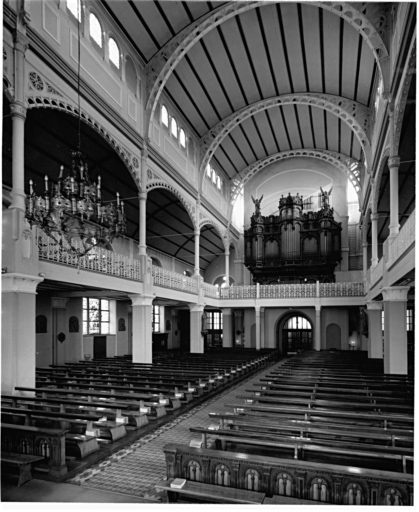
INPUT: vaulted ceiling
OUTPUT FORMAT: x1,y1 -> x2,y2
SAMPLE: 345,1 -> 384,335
104,0 -> 382,180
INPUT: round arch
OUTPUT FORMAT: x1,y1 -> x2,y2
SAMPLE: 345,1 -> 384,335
231,149 -> 362,206
200,94 -> 370,190
25,95 -> 140,188
145,1 -> 388,139
146,181 -> 197,229
275,310 -> 314,355
198,219 -> 227,249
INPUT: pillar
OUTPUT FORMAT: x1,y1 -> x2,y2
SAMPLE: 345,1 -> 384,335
138,149 -> 148,257
194,228 -> 200,275
225,250 -> 230,286
370,212 -> 379,266
388,156 -> 401,239
2,273 -> 44,394
189,303 -> 205,353
255,306 -> 261,350
129,294 -> 154,363
234,258 -> 244,285
234,309 -> 244,346
51,297 -> 69,366
260,307 -> 265,349
9,32 -> 29,212
382,286 -> 410,374
366,301 -> 383,360
222,308 -> 233,348
362,242 -> 368,281
314,305 -> 321,351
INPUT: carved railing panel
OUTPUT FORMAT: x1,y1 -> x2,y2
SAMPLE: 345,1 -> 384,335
387,209 -> 415,269
260,284 -> 317,299
203,282 -> 219,298
369,259 -> 384,289
319,282 -> 365,297
221,286 -> 257,299
151,266 -> 198,294
38,234 -> 143,281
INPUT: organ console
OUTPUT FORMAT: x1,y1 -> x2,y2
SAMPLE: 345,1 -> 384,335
244,192 -> 342,284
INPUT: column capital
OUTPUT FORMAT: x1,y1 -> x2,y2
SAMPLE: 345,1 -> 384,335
139,190 -> 147,200
222,308 -> 232,315
129,293 -> 155,307
388,155 -> 401,169
259,307 -> 265,314
13,31 -> 29,53
2,273 -> 43,294
366,300 -> 383,311
382,286 -> 410,302
255,306 -> 261,314
315,305 -> 321,313
51,297 -> 69,309
362,242 -> 369,248
10,101 -> 27,121
370,212 -> 379,221
188,303 -> 205,313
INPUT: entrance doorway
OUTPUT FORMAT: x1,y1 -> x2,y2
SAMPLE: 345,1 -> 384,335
282,316 -> 312,354
94,336 -> 107,359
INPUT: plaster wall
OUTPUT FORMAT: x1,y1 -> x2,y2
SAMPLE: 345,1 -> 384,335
321,307 -> 350,350
116,301 -> 130,356
35,294 -> 53,368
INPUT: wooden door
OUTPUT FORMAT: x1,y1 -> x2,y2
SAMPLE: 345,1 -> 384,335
178,310 -> 190,351
94,336 -> 107,359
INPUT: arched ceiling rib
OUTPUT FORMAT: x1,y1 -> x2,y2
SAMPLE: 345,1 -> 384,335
103,0 -> 385,189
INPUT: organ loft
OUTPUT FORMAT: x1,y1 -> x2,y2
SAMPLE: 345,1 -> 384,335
244,189 -> 342,284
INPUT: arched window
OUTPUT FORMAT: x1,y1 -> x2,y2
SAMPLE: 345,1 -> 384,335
67,0 -> 81,21
108,37 -> 120,69
171,117 -> 178,138
217,175 -> 221,189
161,105 -> 169,127
212,170 -> 217,184
282,315 -> 312,354
89,13 -> 103,47
179,128 -> 186,148
206,163 -> 212,178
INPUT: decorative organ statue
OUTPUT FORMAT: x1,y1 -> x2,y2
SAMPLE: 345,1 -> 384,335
244,191 -> 342,284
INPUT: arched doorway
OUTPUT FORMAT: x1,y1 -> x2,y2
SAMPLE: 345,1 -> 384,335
326,323 -> 341,350
281,315 -> 313,354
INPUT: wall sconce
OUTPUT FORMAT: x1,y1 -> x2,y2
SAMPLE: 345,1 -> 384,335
1,268 -> 7,274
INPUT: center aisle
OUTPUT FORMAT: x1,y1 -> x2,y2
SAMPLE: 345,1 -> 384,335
68,357 -> 288,501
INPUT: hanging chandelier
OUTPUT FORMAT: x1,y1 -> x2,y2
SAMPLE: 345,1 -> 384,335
26,149 -> 126,257
25,1 -> 126,257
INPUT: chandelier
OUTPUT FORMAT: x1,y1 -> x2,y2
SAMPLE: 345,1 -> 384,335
26,149 -> 126,257
25,1 -> 126,257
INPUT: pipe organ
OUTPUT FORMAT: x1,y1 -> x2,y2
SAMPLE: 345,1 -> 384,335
244,193 -> 342,284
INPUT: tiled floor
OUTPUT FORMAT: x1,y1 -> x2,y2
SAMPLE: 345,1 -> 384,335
66,361 -> 283,501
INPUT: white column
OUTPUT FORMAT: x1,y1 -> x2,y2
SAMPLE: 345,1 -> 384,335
366,301 -> 383,360
362,242 -> 368,281
194,229 -> 200,275
314,305 -> 321,351
189,303 -> 205,353
225,250 -> 230,286
129,294 -> 154,363
9,33 -> 29,212
370,212 -> 379,267
222,308 -> 233,348
255,306 -> 261,350
234,259 -> 244,285
2,273 -> 44,394
388,156 -> 401,239
260,307 -> 265,349
138,190 -> 147,256
382,286 -> 410,374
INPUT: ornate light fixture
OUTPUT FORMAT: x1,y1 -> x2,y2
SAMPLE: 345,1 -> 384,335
25,1 -> 126,257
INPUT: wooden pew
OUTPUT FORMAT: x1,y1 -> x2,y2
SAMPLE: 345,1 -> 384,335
1,405 -> 126,443
1,423 -> 68,477
1,453 -> 45,486
163,443 -> 413,505
155,478 -> 266,504
16,386 -> 167,420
